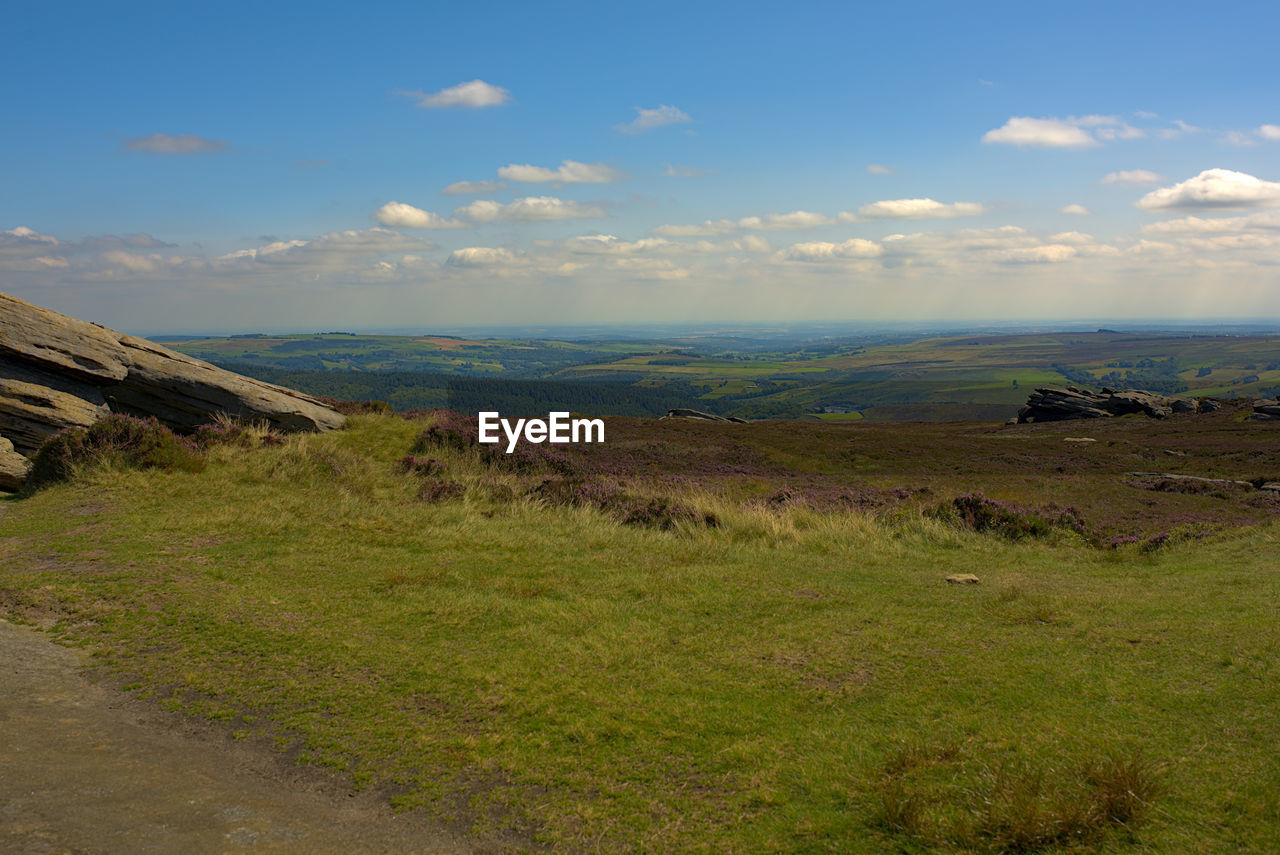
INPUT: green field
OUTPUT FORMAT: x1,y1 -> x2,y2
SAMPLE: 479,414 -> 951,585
4,411 -> 1279,851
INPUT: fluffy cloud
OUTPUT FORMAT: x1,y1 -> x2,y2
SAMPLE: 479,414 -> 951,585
1102,170 -> 1164,185
123,133 -> 229,154
374,202 -> 468,229
447,247 -> 520,267
1136,169 -> 1280,210
653,211 -> 835,237
440,180 -> 506,196
562,234 -> 671,254
1259,124 -> 1280,141
856,198 -> 984,219
866,164 -> 895,175
1,226 -> 59,248
652,220 -> 739,238
780,238 -> 883,262
401,79 -> 511,109
219,228 -> 429,265
1060,204 -> 1091,215
982,117 -> 1100,148
739,211 -> 835,230
498,160 -> 623,184
454,196 -> 607,222
991,244 -> 1079,263
615,105 -> 692,134
1141,210 -> 1280,235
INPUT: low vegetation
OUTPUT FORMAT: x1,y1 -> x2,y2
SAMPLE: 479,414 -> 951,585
3,410 -> 1279,851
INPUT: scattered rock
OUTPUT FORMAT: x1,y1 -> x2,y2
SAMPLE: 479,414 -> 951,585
1250,399 -> 1280,420
661,408 -> 748,424
1015,386 -> 1212,423
0,292 -> 347,487
0,436 -> 31,492
945,573 -> 980,585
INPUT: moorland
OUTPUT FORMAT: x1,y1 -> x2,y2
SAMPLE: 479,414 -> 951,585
3,397 -> 1279,852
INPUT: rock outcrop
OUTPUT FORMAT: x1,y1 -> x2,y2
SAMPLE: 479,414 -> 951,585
0,292 -> 346,488
0,436 -> 31,492
1250,399 -> 1280,420
661,408 -> 748,424
1014,386 -> 1207,423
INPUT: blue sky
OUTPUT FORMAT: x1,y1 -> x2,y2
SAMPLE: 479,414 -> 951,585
3,0 -> 1279,331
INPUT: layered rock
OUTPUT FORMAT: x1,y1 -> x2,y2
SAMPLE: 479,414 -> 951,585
0,436 -> 31,492
0,292 -> 346,488
1250,399 -> 1280,420
1014,386 -> 1206,423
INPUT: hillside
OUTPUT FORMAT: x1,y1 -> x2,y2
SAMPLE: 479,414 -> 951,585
3,410 -> 1279,852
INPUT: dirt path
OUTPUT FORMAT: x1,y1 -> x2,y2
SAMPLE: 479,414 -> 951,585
0,619 -> 505,854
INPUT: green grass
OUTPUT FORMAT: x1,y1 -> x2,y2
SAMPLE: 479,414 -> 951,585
2,414 -> 1279,851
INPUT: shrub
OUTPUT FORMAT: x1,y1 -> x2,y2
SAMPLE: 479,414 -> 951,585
412,409 -> 578,475
397,455 -> 446,477
27,414 -> 204,487
316,396 -> 393,416
417,478 -> 465,503
193,415 -> 284,449
931,493 -> 1086,540
529,476 -> 717,530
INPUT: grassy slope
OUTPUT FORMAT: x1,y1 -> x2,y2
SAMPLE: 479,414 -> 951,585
2,415 -> 1279,852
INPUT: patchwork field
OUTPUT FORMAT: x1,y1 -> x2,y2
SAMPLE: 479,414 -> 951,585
169,330 -> 1280,422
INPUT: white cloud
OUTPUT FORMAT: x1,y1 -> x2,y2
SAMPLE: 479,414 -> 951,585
1157,119 -> 1202,140
856,198 -> 985,219
440,180 -> 506,196
1220,130 -> 1259,147
663,163 -> 711,177
651,219 -> 739,238
33,256 -> 69,268
1102,169 -> 1164,185
1060,204 -> 1091,215
218,228 -> 429,266
1136,169 -> 1280,210
498,160 -> 623,184
738,211 -> 835,230
374,201 -> 468,229
992,244 -> 1078,264
454,196 -> 607,222
1128,239 -> 1178,255
1049,231 -> 1095,245
1259,124 -> 1280,141
563,234 -> 671,254
447,247 -> 520,267
982,117 -> 1100,148
866,164 -> 895,175
615,105 -> 692,134
102,250 -> 162,272
401,79 -> 511,109
1,226 -> 59,246
1141,215 -> 1250,235
780,238 -> 883,262
123,133 -> 229,154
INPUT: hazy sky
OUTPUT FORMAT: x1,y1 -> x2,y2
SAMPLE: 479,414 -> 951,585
3,0 -> 1279,332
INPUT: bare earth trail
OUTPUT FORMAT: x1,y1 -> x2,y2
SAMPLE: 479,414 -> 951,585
0,619 -> 500,854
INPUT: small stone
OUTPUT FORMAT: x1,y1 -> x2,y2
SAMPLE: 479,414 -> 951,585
945,573 -> 980,585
